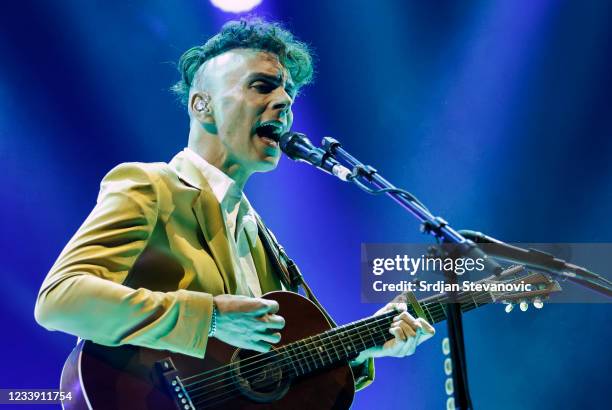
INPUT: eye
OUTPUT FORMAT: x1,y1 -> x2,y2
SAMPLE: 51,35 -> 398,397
251,81 -> 275,93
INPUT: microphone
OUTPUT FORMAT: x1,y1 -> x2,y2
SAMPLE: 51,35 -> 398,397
458,230 -> 602,281
279,132 -> 351,181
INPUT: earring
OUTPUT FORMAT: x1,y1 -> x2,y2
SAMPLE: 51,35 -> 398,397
196,95 -> 211,113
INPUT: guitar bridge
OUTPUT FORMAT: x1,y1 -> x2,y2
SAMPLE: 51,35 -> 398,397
155,358 -> 196,410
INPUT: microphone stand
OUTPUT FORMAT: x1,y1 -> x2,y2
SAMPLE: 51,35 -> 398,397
321,137 -> 495,410
458,230 -> 612,297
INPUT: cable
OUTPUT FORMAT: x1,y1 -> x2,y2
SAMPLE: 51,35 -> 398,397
347,173 -> 431,213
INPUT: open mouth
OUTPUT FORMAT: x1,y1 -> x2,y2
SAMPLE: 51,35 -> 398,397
255,122 -> 283,147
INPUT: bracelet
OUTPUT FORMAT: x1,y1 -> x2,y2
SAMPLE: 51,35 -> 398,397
208,304 -> 218,337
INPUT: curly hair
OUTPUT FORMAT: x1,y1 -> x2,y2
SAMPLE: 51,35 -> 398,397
171,17 -> 314,105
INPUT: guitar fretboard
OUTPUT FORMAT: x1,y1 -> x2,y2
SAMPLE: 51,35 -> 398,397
277,288 -> 494,377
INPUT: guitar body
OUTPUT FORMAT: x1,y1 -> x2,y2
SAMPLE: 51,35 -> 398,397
60,291 -> 355,410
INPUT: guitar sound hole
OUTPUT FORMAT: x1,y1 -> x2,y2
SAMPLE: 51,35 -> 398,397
230,348 -> 291,403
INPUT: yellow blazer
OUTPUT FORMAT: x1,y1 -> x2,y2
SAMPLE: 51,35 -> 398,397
34,150 -> 373,388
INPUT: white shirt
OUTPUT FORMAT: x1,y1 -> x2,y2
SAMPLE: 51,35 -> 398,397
183,148 -> 262,297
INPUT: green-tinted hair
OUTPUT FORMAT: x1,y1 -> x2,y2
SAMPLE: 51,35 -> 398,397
171,17 -> 314,105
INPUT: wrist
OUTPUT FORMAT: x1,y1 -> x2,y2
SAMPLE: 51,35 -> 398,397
208,302 -> 218,338
350,350 -> 371,366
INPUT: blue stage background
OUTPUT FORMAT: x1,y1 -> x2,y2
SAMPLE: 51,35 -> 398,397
1,1 -> 611,409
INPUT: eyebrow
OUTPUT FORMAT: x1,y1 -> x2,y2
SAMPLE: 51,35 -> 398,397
247,72 -> 297,96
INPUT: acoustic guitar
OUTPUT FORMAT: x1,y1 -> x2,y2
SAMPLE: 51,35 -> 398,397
59,269 -> 560,409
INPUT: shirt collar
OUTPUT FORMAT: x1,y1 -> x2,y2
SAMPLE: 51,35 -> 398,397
182,148 -> 258,244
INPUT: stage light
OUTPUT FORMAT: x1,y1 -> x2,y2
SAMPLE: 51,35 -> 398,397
442,337 -> 450,355
445,378 -> 454,395
444,358 -> 453,376
210,0 -> 262,13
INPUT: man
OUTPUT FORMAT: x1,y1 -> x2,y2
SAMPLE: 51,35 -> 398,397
34,18 -> 434,394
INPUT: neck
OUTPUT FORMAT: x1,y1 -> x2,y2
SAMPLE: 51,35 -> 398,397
188,130 -> 252,190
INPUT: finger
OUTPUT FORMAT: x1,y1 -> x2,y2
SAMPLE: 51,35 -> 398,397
395,311 -> 419,330
266,300 -> 280,314
259,314 -> 286,330
255,331 -> 282,344
395,302 -> 407,313
417,318 -> 435,335
398,320 -> 417,338
376,302 -> 407,316
415,320 -> 435,346
390,325 -> 407,342
246,340 -> 273,353
249,299 -> 279,316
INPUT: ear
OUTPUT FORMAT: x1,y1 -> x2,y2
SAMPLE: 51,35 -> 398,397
189,92 -> 214,122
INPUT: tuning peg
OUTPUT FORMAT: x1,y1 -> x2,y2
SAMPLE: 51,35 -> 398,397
533,297 -> 544,309
504,302 -> 514,313
519,300 -> 529,312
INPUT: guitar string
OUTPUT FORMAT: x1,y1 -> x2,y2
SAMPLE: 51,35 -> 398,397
191,290 -> 501,408
182,287 -> 485,387
192,330 -> 390,410
183,291 -> 493,405
190,292 -> 496,409
189,316 -> 393,405
185,310 -> 397,392
189,291 -> 496,408
187,277 -> 545,406
184,294 -> 443,390
185,288 -> 491,402
183,289 -> 491,395
190,319 -> 395,408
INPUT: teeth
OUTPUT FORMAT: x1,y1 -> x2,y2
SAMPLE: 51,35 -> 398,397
256,123 -> 282,141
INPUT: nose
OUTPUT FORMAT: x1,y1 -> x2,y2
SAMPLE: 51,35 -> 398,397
271,88 -> 293,115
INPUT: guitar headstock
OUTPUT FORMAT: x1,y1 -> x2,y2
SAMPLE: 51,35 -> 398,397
486,266 -> 562,312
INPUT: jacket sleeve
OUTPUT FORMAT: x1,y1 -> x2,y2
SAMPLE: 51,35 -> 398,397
351,357 -> 375,391
34,163 -> 213,358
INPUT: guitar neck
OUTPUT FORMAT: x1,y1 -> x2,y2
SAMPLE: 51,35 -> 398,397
278,288 -> 494,377
410,286 -> 495,324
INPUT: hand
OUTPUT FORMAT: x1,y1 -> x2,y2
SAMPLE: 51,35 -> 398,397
211,294 -> 285,353
354,303 -> 435,362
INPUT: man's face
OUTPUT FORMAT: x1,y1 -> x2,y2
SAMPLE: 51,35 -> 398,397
196,49 -> 296,173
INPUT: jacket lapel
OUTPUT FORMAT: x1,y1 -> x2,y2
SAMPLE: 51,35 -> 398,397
249,233 -> 282,294
169,151 -> 237,294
